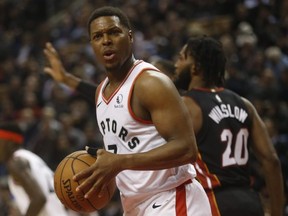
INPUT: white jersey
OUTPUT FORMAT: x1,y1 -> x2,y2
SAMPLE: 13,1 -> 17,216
8,149 -> 68,216
96,60 -> 196,211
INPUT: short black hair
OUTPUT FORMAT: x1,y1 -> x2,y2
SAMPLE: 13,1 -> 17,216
87,6 -> 131,37
185,36 -> 226,87
0,122 -> 23,135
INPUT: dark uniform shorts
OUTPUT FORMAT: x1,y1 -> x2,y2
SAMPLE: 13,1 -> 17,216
211,187 -> 264,216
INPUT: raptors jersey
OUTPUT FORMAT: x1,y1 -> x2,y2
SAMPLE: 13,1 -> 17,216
184,88 -> 252,190
96,60 -> 196,211
8,149 -> 68,216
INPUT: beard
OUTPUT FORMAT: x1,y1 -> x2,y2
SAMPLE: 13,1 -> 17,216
173,67 -> 191,91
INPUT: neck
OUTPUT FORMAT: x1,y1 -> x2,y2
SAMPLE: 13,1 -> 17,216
188,77 -> 205,90
188,78 -> 219,90
107,55 -> 136,84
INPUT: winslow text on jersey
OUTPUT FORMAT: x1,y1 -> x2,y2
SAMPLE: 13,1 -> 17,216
208,104 -> 248,124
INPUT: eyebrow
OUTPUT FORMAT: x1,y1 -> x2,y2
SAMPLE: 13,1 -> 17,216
93,26 -> 121,36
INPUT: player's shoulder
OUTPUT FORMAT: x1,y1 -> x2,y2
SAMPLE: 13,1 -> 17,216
182,94 -> 198,107
7,154 -> 30,174
239,96 -> 257,117
136,68 -> 175,91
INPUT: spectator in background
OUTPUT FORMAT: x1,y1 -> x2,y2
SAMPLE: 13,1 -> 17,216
263,117 -> 288,214
251,67 -> 280,103
58,112 -> 86,150
27,106 -> 62,169
18,107 -> 38,148
279,68 -> 288,102
265,46 -> 288,80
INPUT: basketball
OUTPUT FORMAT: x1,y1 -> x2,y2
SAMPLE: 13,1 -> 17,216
54,150 -> 116,213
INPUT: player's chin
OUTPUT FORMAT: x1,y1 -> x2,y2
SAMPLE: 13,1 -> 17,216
104,61 -> 120,71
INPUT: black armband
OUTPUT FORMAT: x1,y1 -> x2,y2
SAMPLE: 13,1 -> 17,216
85,146 -> 101,156
76,80 -> 98,104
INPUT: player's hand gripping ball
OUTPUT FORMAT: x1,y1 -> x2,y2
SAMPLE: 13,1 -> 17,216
54,150 -> 116,213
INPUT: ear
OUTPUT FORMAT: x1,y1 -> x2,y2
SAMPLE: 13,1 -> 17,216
190,63 -> 197,75
128,30 -> 133,43
192,62 -> 201,75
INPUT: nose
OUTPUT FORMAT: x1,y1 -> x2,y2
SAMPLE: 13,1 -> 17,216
102,33 -> 112,45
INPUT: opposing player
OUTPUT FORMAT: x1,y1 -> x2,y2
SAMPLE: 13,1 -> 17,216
0,122 -> 68,216
43,6 -> 211,216
174,36 -> 284,216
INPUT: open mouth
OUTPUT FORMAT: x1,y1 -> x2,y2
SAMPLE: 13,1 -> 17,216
103,50 -> 116,61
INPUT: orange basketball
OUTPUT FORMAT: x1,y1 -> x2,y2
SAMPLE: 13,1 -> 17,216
54,150 -> 116,213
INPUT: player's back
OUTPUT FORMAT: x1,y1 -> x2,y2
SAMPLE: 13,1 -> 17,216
184,88 -> 253,190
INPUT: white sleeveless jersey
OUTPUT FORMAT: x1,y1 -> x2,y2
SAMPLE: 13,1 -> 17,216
96,60 -> 196,211
8,149 -> 68,216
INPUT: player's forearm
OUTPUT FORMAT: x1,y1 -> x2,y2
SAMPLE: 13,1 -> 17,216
25,197 -> 46,216
62,73 -> 82,90
263,156 -> 284,216
60,73 -> 97,104
121,139 -> 196,170
76,80 -> 98,104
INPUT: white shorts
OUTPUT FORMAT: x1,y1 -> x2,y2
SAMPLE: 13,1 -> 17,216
124,179 -> 211,216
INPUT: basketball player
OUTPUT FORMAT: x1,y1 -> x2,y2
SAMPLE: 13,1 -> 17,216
0,122 -> 68,216
173,36 -> 284,216
43,6 -> 211,216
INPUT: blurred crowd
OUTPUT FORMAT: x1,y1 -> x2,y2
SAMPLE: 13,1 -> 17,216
0,0 -> 288,215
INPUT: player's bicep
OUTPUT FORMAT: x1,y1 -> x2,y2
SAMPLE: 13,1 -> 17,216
242,98 -> 277,160
182,96 -> 202,134
136,72 -> 192,141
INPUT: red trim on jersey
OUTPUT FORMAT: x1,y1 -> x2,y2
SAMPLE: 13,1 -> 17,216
101,60 -> 143,104
194,155 -> 222,215
0,130 -> 23,144
128,67 -> 160,124
206,190 -> 221,216
175,180 -> 191,216
192,87 -> 224,92
194,154 -> 221,189
95,81 -> 105,105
